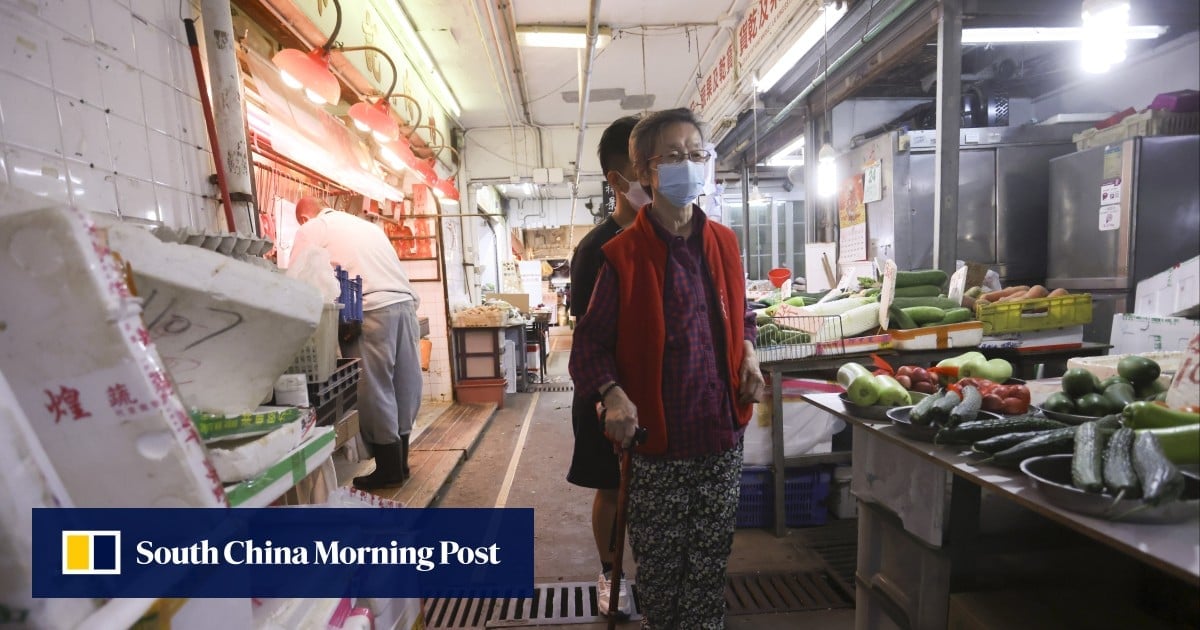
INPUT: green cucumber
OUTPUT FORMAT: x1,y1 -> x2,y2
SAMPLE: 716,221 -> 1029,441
1071,421 -> 1107,492
902,306 -> 947,325
948,385 -> 982,427
1131,431 -> 1184,505
971,430 -> 1056,455
910,390 -> 942,426
1123,401 -> 1200,429
889,297 -> 961,311
929,390 -> 961,426
894,285 -> 943,298
936,308 -> 972,325
1103,427 -> 1140,499
1134,424 -> 1200,465
895,269 -> 948,288
988,427 -> 1078,466
936,414 -> 1068,445
889,305 -> 919,330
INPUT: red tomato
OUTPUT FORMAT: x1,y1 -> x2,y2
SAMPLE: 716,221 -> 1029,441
912,381 -> 937,394
981,394 -> 1004,412
911,367 -> 930,383
1000,397 -> 1028,415
1011,386 -> 1031,404
896,365 -> 916,378
895,375 -> 912,390
991,384 -> 1012,398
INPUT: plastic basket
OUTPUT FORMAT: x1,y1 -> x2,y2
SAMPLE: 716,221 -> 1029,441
736,466 -> 772,528
785,466 -> 832,527
1073,110 -> 1200,150
308,358 -> 361,426
335,266 -> 363,324
976,294 -> 1092,335
756,315 -> 844,363
286,303 -> 340,383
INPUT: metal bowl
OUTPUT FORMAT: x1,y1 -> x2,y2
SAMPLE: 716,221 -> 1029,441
1020,454 -> 1200,524
1040,408 -> 1108,425
839,391 -> 928,423
885,406 -> 1003,443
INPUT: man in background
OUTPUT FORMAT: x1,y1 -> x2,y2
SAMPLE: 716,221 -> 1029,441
566,115 -> 647,618
292,197 -> 422,490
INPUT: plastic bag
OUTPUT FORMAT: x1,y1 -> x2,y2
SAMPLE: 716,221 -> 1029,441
743,399 -> 844,466
285,246 -> 340,302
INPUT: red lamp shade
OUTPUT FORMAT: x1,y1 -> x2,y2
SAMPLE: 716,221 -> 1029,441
349,100 -> 400,143
272,48 -> 340,106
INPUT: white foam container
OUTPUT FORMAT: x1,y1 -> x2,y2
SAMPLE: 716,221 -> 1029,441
107,223 -> 323,415
0,201 -> 224,507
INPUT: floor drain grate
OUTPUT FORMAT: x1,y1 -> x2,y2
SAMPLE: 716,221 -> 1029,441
724,570 -> 853,615
528,383 -> 574,393
792,518 -> 858,597
425,581 -> 639,628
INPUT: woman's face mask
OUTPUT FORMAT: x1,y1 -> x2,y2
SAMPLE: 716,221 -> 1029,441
653,160 -> 706,208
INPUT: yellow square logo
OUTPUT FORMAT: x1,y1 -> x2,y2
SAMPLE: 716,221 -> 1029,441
62,531 -> 121,575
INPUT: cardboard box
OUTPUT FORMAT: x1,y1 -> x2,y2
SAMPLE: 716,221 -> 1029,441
1109,314 -> 1199,355
333,409 -> 359,449
485,292 -> 530,313
1135,255 -> 1200,318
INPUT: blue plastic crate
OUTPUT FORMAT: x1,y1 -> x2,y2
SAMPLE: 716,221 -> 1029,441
736,466 -> 772,528
334,266 -> 363,323
785,466 -> 832,527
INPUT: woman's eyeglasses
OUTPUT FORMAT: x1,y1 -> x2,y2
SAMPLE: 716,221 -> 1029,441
649,149 -> 713,165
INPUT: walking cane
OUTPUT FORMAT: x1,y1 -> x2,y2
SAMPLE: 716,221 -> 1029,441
607,422 -> 647,627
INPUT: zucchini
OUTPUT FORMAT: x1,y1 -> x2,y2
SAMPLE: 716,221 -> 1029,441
930,390 -> 961,425
837,302 -> 883,338
1123,401 -> 1200,429
1071,421 -> 1107,492
1103,427 -> 1140,499
793,296 -> 875,317
895,269 -> 948,288
948,385 -> 983,427
936,308 -> 972,325
910,390 -> 942,426
971,430 -> 1056,455
838,363 -> 879,406
1131,431 -> 1185,505
1134,424 -> 1200,465
890,296 -> 961,311
988,427 -> 1077,466
888,305 -> 919,330
901,306 -> 946,325
936,414 -> 1068,445
874,374 -> 912,407
894,285 -> 942,298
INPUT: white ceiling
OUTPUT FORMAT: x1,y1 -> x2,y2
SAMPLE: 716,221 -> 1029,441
404,0 -> 749,129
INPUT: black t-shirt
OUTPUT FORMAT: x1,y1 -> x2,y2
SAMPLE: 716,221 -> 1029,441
569,217 -> 623,318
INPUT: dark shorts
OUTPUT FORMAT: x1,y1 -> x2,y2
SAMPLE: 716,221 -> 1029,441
566,392 -> 620,490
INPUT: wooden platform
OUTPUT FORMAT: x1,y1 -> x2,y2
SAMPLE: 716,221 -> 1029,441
410,402 -> 496,458
373,449 -> 464,507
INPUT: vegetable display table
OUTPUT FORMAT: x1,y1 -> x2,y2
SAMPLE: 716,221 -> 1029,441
802,391 -> 1198,629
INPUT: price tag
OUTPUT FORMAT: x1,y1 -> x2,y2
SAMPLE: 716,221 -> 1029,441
878,260 -> 897,331
947,265 -> 969,306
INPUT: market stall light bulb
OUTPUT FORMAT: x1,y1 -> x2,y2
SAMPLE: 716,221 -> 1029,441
305,88 -> 327,105
279,70 -> 303,90
349,101 -> 401,143
1081,0 -> 1130,73
272,47 -> 340,105
817,142 -> 837,198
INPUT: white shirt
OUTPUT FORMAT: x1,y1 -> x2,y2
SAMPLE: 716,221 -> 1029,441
291,208 -> 419,311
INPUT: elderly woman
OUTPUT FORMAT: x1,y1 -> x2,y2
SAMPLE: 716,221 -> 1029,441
569,107 -> 765,629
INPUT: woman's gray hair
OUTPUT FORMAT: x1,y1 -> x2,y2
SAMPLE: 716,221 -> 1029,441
628,108 -> 706,179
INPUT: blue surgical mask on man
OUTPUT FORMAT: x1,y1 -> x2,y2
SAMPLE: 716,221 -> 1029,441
617,173 -> 652,208
654,160 -> 706,208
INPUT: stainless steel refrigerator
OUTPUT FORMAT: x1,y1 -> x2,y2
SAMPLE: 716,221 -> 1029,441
1047,135 -> 1200,343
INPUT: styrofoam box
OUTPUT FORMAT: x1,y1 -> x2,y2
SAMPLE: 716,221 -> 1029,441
1109,314 -> 1199,356
1135,255 -> 1200,318
107,223 -> 324,415
208,408 -> 318,482
0,202 -> 225,507
1067,350 -> 1183,390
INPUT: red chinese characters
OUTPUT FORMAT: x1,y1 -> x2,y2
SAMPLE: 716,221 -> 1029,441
44,386 -> 92,423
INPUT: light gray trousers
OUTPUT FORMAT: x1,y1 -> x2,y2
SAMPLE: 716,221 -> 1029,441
343,300 -> 422,444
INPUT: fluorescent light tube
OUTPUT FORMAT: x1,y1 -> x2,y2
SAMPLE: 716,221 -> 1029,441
765,135 -> 806,167
962,24 -> 1164,43
516,26 -> 612,49
757,4 -> 848,93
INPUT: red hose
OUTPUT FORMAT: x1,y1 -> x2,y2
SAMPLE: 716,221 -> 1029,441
184,19 -> 237,233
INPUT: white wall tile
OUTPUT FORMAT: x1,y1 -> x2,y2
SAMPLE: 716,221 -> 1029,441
66,159 -> 119,215
4,146 -> 69,204
171,38 -> 199,100
57,97 -> 112,170
154,184 -> 190,227
0,73 -> 63,156
49,42 -> 105,106
0,152 -> 7,188
177,143 -> 211,193
38,0 -> 96,42
130,0 -> 172,33
0,17 -> 53,90
141,75 -> 172,135
147,128 -> 179,188
91,0 -> 136,66
107,114 -> 152,180
133,20 -> 173,84
114,175 -> 159,222
97,53 -> 145,123
178,95 -> 206,145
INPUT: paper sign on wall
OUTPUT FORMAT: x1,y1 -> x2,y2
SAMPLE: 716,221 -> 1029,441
1099,204 -> 1121,231
863,160 -> 882,203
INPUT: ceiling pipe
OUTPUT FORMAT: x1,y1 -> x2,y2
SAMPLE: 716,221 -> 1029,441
572,0 -> 603,193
